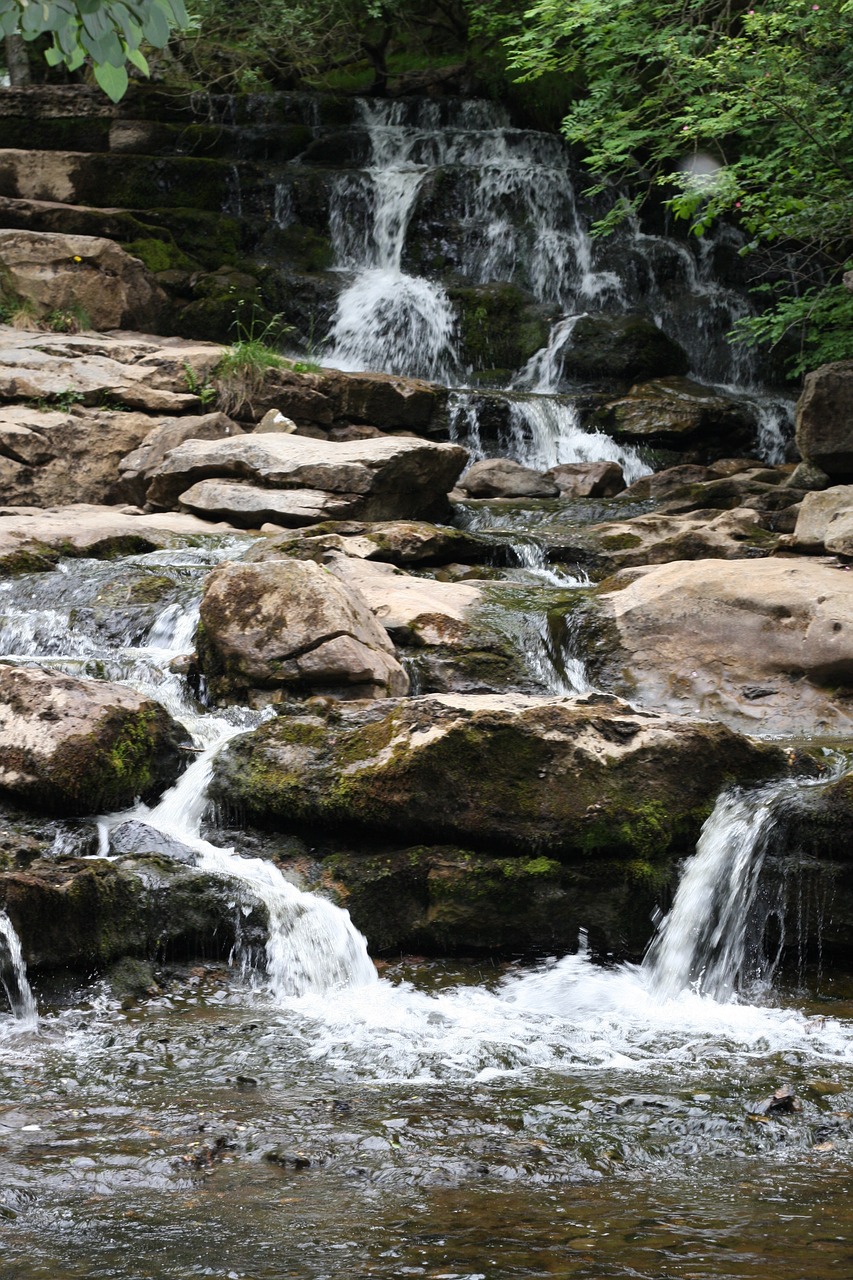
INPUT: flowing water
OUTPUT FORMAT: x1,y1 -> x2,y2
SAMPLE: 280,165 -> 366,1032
1,540 -> 853,1277
315,97 -> 792,467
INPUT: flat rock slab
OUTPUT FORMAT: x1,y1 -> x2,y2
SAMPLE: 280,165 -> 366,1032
145,433 -> 468,523
581,558 -> 853,734
0,503 -> 243,573
247,519 -> 493,567
0,663 -> 186,815
178,479 -> 354,527
570,506 -> 782,569
210,692 -> 786,858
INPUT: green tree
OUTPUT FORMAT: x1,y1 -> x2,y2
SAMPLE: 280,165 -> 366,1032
502,0 -> 853,375
1,0 -> 188,100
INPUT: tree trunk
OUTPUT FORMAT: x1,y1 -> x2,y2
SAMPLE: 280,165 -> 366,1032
4,34 -> 32,87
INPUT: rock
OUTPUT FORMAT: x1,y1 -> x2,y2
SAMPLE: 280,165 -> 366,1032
0,230 -> 169,331
619,459 -> 760,502
579,559 -> 853,734
572,506 -> 782,569
752,1085 -> 802,1116
144,433 -> 468,523
600,377 -> 757,454
795,361 -> 853,477
108,820 -> 199,865
784,460 -> 831,491
246,519 -> 493,567
256,409 -> 297,434
209,692 -> 785,858
118,411 -> 244,504
459,458 -> 559,499
0,504 -> 241,575
177,480 -> 352,527
562,314 -> 689,382
546,461 -> 625,498
791,487 -> 853,553
196,559 -> 409,703
0,664 -> 186,815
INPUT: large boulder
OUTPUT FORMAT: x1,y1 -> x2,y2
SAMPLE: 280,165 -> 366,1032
546,461 -> 625,498
117,411 -> 244,505
0,230 -> 169,332
196,558 -> 409,703
599,376 -> 757,456
578,559 -> 853,734
459,457 -> 559,499
144,433 -> 468,524
0,664 -> 186,815
791,486 -> 853,555
209,692 -> 785,858
565,506 -> 783,570
795,361 -> 853,477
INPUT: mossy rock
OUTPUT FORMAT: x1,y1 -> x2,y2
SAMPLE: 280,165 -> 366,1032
210,693 -> 786,860
449,282 -> 551,376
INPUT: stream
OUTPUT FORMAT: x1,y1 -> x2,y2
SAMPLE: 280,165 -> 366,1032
2,536 -> 853,1280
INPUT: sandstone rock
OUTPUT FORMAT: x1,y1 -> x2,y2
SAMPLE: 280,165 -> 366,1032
572,506 -> 782,569
209,692 -> 785,857
0,664 -> 186,814
601,377 -> 757,453
459,457 -> 559,499
0,504 -> 241,575
196,559 -> 409,703
0,230 -> 169,331
546,461 -> 625,498
580,558 -> 853,734
795,361 -> 853,477
562,314 -> 689,382
178,480 -> 350,527
791,487 -> 853,553
117,412 -> 244,504
144,433 -> 468,522
247,520 -> 493,567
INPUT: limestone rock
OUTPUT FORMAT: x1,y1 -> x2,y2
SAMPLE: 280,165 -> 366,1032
247,519 -> 493,567
209,692 -> 785,857
256,409 -> 297,434
0,230 -> 169,331
144,433 -> 468,522
546,461 -> 625,498
0,664 -> 186,815
795,361 -> 853,477
572,506 -> 782,569
196,559 -> 409,702
178,480 -> 350,527
118,411 -> 244,504
580,558 -> 853,734
460,457 -> 558,499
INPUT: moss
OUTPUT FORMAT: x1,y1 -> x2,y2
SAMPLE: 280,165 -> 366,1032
600,532 -> 643,550
121,237 -> 196,274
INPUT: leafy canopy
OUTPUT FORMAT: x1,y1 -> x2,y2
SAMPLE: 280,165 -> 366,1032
501,0 -> 853,375
0,0 -> 189,99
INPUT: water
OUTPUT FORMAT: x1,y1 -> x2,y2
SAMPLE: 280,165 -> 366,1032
0,911 -> 37,1026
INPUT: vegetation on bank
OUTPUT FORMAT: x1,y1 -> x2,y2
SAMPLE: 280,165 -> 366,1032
1,0 -> 851,376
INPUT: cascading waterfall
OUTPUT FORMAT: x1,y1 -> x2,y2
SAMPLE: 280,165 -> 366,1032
0,911 -> 37,1026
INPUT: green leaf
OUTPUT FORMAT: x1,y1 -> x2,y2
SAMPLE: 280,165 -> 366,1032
94,59 -> 129,101
141,1 -> 169,45
126,43 -> 148,73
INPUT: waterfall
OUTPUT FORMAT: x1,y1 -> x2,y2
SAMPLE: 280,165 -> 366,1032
643,781 -> 795,1001
0,911 -> 37,1026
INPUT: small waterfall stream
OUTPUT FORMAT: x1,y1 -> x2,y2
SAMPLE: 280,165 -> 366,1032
0,911 -> 37,1026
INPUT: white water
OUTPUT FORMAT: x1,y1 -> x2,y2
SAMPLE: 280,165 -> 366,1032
0,911 -> 37,1027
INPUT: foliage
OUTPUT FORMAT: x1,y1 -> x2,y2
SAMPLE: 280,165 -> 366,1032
212,311 -> 290,418
0,0 -> 189,99
502,0 -> 853,375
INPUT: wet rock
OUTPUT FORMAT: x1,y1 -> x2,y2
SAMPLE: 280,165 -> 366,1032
109,820 -> 199,865
599,376 -> 756,455
578,558 -> 853,734
246,519 -> 493,568
791,487 -> 853,554
210,692 -> 785,859
795,360 -> 853,478
196,558 -> 409,703
0,664 -> 187,815
459,458 -> 559,499
118,411 -> 244,505
546,461 -> 625,498
619,459 -> 759,502
562,314 -> 689,382
751,1085 -> 802,1116
0,504 -> 240,575
0,230 -> 169,331
144,433 -> 468,524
